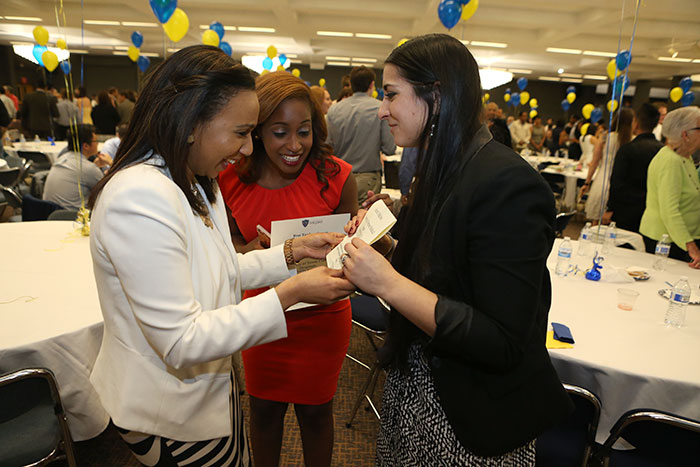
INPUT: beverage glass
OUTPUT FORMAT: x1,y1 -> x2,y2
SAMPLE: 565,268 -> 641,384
617,288 -> 639,311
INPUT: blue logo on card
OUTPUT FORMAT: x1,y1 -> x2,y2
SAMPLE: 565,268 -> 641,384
302,219 -> 309,227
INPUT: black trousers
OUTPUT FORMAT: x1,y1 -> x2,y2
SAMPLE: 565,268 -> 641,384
642,234 -> 694,262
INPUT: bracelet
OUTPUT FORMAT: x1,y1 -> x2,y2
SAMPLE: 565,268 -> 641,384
283,238 -> 295,266
383,233 -> 396,257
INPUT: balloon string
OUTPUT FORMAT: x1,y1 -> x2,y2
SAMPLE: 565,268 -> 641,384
0,296 -> 38,305
596,0 -> 641,233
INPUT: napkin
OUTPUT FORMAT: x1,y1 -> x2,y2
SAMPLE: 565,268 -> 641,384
546,331 -> 574,349
551,322 -> 575,344
601,265 -> 635,283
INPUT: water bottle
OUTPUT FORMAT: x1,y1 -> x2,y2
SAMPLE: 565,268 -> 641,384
578,222 -> 592,256
33,134 -> 40,143
19,133 -> 26,143
602,221 -> 617,254
652,234 -> 671,271
665,276 -> 690,328
555,237 -> 573,276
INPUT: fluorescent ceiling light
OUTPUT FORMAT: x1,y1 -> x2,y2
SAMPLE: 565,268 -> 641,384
91,45 -> 116,50
355,33 -> 392,39
658,56 -> 692,62
114,46 -> 130,51
508,69 -> 532,74
238,26 -> 275,33
4,16 -> 42,21
167,48 -> 180,52
560,73 -> 582,78
13,44 -> 69,64
546,47 -> 582,54
69,49 -> 88,54
471,41 -> 507,48
224,26 -> 236,31
583,50 -> 616,57
561,78 -> 583,83
84,20 -> 120,25
583,74 -> 607,80
693,59 -> 700,63
460,40 -> 470,45
539,76 -> 561,82
353,57 -> 377,63
199,25 -> 210,29
327,61 -> 351,66
289,59 -> 303,64
284,53 -> 298,58
141,52 -> 159,57
479,69 -> 513,90
326,56 -> 351,61
121,21 -> 158,27
241,54 -> 289,73
112,51 -> 128,56
317,31 -> 353,37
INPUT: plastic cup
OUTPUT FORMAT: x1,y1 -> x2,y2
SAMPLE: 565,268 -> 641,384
617,288 -> 639,311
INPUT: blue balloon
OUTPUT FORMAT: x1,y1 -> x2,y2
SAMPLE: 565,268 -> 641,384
137,55 -> 151,72
517,77 -> 528,91
437,0 -> 462,30
60,60 -> 71,75
681,91 -> 695,107
131,31 -> 143,48
377,89 -> 384,100
262,57 -> 273,70
505,87 -> 511,95
32,45 -> 47,66
561,99 -> 570,111
209,21 -> 224,40
219,41 -> 232,56
590,108 -> 603,124
279,53 -> 287,65
613,76 -> 629,97
510,92 -> 521,106
456,0 -> 471,4
149,0 -> 177,23
566,85 -> 576,95
679,76 -> 693,93
616,50 -> 631,70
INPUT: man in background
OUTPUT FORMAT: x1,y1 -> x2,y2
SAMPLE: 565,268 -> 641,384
117,89 -> 135,124
54,89 -> 79,140
509,111 -> 531,152
0,86 -> 16,121
19,81 -> 58,139
484,102 -> 512,147
652,102 -> 667,142
327,66 -> 396,205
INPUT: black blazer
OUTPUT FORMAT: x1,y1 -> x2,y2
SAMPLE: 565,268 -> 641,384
607,133 -> 663,232
421,126 -> 573,457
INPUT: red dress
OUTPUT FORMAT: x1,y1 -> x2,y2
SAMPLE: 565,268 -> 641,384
218,156 -> 353,404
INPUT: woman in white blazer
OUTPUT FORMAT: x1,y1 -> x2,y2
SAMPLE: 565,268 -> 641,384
87,45 -> 355,466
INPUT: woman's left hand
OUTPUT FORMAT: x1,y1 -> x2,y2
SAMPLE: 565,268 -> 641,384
687,241 -> 700,269
342,238 -> 399,297
292,232 -> 345,261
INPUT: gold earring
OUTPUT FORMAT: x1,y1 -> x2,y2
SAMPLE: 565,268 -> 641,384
186,135 -> 194,144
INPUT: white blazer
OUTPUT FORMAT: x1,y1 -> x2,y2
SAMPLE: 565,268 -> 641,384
89,156 -> 292,441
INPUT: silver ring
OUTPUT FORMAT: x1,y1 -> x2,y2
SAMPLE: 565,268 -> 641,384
341,254 -> 348,265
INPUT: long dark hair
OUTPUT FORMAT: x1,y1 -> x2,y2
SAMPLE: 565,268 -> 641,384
88,45 -> 256,219
235,71 -> 339,194
383,34 -> 483,369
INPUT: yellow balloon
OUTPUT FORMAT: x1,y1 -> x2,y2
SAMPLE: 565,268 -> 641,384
41,50 -> 58,72
319,78 -> 326,87
397,38 -> 409,47
484,92 -> 490,101
266,45 -> 277,59
529,109 -> 538,119
261,69 -> 270,75
504,93 -> 510,102
277,65 -> 285,71
566,92 -> 576,104
607,99 -> 619,113
461,0 -> 479,21
582,103 -> 594,120
529,98 -> 538,107
372,90 -> 378,99
202,29 -> 219,47
163,8 -> 189,43
33,26 -> 49,46
580,123 -> 590,136
669,86 -> 683,103
291,68 -> 300,77
127,45 -> 140,62
56,38 -> 67,50
520,91 -> 530,105
606,59 -> 621,81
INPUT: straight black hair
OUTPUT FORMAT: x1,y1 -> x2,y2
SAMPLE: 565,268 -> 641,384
88,45 -> 256,218
382,34 -> 483,369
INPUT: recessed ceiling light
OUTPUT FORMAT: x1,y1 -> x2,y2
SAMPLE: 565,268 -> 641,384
84,20 -> 120,26
507,69 -> 532,74
557,68 -> 564,74
4,16 -> 42,22
470,41 -> 507,48
546,47 -> 582,55
317,31 -> 353,37
121,21 -> 158,27
355,33 -> 392,39
582,50 -> 616,57
238,26 -> 275,33
326,56 -> 351,61
539,76 -> 561,82
658,56 -> 692,62
327,61 -> 351,66
583,75 -> 607,80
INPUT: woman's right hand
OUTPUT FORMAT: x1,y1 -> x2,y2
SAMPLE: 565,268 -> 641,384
274,267 -> 355,310
344,209 -> 367,236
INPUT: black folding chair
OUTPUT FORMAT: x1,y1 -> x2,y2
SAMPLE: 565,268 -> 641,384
555,210 -> 577,238
17,150 -> 52,173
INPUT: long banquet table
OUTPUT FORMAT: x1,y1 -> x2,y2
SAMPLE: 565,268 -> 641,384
0,221 -> 109,441
4,141 -> 68,164
547,238 -> 700,441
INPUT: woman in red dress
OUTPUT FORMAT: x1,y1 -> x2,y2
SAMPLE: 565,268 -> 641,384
218,71 -> 357,466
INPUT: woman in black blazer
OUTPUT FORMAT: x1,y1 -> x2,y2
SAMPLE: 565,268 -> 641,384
342,34 -> 573,465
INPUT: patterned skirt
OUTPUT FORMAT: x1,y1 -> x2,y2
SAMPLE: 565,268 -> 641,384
376,344 -> 536,466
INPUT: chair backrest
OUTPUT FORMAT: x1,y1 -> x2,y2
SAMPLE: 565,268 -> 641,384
0,185 -> 22,209
600,409 -> 700,466
563,383 -> 601,446
350,294 -> 390,334
0,167 -> 20,187
17,151 -> 51,172
3,153 -> 24,168
21,193 -> 62,221
0,368 -> 77,466
554,210 -> 577,238
48,209 -> 79,221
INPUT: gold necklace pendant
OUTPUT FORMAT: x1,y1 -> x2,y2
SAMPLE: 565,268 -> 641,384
191,184 -> 214,229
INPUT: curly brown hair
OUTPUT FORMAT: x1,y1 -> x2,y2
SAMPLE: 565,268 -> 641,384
235,71 -> 339,193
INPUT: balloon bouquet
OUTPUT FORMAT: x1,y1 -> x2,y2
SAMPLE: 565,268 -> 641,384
670,77 -> 695,107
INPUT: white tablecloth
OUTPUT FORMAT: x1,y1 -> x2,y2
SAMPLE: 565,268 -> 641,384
4,142 -> 68,164
0,221 -> 109,440
547,239 -> 700,441
523,154 -> 587,209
